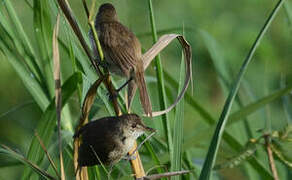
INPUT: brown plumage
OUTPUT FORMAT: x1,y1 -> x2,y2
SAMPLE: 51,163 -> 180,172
74,114 -> 155,166
90,3 -> 152,116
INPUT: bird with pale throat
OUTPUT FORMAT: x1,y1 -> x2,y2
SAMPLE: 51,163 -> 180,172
74,114 -> 155,167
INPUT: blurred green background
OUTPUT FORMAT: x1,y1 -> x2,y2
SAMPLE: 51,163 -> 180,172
0,0 -> 292,179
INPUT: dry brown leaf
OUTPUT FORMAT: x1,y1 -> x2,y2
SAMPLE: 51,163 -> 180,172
35,131 -> 60,179
52,14 -> 66,180
53,14 -> 61,117
73,76 -> 104,180
81,77 -> 105,123
141,34 -> 192,117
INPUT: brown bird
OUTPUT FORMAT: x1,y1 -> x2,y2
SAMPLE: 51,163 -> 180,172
90,3 -> 152,116
74,114 -> 155,167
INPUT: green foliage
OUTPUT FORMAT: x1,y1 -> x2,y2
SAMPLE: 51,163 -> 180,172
213,140 -> 257,170
0,145 -> 56,180
22,73 -> 81,179
148,0 -> 173,158
0,0 -> 292,180
170,57 -> 185,180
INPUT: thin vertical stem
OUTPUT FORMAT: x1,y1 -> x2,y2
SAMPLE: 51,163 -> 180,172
148,0 -> 173,157
53,14 -> 66,180
264,135 -> 279,180
35,131 -> 61,179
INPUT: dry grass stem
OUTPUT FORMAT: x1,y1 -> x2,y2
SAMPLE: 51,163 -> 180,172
264,135 -> 279,180
35,131 -> 61,179
52,14 -> 66,180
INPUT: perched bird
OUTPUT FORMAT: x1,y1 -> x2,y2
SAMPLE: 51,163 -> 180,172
74,114 -> 155,167
90,3 -> 152,116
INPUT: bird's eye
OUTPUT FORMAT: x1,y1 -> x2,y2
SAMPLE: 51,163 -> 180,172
131,124 -> 137,128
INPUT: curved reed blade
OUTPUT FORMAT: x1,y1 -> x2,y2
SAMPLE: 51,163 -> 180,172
141,34 -> 192,117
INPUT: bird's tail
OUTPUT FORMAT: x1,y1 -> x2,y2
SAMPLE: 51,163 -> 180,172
127,80 -> 137,111
135,64 -> 152,117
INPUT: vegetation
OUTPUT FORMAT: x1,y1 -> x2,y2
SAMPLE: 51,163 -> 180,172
0,0 -> 291,179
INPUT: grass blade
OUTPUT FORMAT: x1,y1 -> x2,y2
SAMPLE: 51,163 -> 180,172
33,0 -> 55,98
143,139 -> 165,175
2,0 -> 36,58
22,73 -> 81,179
200,30 -> 256,179
184,84 -> 292,145
2,0 -> 44,81
199,1 -> 285,179
165,68 -> 273,178
34,131 -> 60,179
0,39 -> 50,110
228,84 -> 292,125
147,0 -> 173,158
171,56 -> 185,180
0,145 -> 56,180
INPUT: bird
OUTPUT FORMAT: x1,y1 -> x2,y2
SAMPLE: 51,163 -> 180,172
74,114 -> 155,167
89,3 -> 152,116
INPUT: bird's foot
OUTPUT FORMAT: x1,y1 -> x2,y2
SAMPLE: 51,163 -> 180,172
123,154 -> 136,161
108,89 -> 119,101
99,61 -> 109,69
90,60 -> 108,69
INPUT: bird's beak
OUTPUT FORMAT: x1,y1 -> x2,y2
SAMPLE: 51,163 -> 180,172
143,126 -> 156,132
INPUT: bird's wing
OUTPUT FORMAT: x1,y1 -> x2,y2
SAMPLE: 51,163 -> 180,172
78,117 -> 120,165
100,22 -> 142,76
